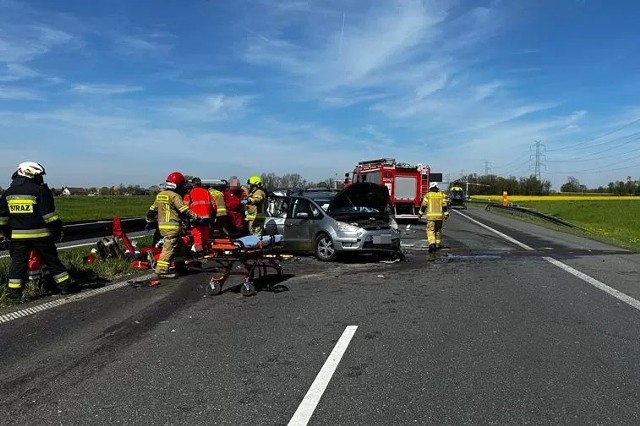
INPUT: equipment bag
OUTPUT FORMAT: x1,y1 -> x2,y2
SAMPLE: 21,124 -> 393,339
96,236 -> 126,260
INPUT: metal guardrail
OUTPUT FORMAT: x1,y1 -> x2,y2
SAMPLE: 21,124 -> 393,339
484,202 -> 575,228
0,217 -> 146,250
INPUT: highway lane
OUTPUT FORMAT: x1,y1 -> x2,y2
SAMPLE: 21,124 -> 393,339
1,207 -> 640,425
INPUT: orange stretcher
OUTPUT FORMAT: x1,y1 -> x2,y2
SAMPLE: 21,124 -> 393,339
204,234 -> 284,296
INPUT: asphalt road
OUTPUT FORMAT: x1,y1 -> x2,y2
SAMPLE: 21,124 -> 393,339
1,206 -> 640,425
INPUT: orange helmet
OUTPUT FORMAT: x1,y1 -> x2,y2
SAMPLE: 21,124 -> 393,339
165,171 -> 185,189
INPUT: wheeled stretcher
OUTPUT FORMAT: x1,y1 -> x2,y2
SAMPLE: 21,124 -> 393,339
205,234 -> 284,296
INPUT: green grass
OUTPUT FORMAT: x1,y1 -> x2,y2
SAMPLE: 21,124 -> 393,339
499,200 -> 640,251
0,236 -> 153,307
55,195 -> 155,221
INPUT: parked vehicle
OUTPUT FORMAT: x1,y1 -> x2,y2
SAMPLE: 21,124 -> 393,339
348,158 -> 442,221
265,183 -> 401,261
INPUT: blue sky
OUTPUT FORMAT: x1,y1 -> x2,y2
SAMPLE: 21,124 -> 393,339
1,0 -> 639,189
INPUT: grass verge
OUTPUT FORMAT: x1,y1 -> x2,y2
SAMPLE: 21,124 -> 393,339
0,236 -> 153,307
55,195 -> 154,221
478,200 -> 640,251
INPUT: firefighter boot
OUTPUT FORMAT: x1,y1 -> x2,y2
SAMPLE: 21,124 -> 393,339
58,280 -> 81,295
427,244 -> 437,261
6,287 -> 23,302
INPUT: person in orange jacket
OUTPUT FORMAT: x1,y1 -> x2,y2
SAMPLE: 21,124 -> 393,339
183,177 -> 217,256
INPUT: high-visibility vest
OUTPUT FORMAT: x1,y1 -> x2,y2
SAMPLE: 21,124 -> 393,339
421,191 -> 446,220
208,188 -> 226,216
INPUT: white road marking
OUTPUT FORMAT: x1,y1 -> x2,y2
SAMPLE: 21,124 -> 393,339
543,257 -> 640,311
455,210 -> 640,313
453,210 -> 534,251
288,325 -> 358,426
0,273 -> 155,325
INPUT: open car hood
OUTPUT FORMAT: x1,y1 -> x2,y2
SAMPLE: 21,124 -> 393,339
327,182 -> 390,214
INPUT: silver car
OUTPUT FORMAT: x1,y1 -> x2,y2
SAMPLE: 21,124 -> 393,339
265,183 -> 401,261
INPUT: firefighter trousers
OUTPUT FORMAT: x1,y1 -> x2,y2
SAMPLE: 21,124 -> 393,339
8,238 -> 70,290
426,220 -> 443,246
155,229 -> 186,274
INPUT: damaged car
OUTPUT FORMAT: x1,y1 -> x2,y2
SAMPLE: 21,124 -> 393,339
265,183 -> 401,261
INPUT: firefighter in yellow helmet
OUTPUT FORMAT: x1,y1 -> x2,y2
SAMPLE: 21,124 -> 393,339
244,175 -> 267,234
418,182 -> 449,256
146,171 -> 199,279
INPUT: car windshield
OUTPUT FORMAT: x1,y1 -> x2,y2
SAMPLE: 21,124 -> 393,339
305,192 -> 335,211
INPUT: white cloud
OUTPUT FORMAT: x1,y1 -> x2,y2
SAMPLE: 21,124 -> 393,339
115,33 -> 174,56
0,85 -> 42,100
72,83 -> 143,95
155,94 -> 254,122
0,63 -> 38,81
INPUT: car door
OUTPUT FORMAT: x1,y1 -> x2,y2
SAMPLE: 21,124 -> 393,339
283,197 -> 314,252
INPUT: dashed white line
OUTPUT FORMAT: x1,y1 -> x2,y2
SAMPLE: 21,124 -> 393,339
454,210 -> 640,313
288,325 -> 358,426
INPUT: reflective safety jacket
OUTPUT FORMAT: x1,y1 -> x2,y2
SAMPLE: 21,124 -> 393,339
147,190 -> 198,232
0,177 -> 62,240
207,188 -> 226,217
224,189 -> 244,231
246,187 -> 266,221
419,191 -> 448,220
184,187 -> 216,219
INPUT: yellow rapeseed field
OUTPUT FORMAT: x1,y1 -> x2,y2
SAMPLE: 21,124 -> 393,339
471,195 -> 640,202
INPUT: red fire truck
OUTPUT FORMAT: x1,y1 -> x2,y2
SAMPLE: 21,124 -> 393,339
349,158 -> 436,221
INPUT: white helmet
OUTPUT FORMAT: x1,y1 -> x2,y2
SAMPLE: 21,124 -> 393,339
429,182 -> 438,189
16,161 -> 46,178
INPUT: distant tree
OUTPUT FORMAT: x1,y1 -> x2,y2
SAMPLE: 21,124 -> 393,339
560,176 -> 582,192
280,173 -> 307,189
260,172 -> 280,190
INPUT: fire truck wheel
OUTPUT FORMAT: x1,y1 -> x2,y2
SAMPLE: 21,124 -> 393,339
315,233 -> 337,262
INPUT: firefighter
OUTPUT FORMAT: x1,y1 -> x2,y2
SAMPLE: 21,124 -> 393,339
418,182 -> 449,256
146,172 -> 199,278
0,162 -> 77,299
245,175 -> 267,234
224,177 -> 246,237
208,181 -> 227,237
183,177 -> 217,256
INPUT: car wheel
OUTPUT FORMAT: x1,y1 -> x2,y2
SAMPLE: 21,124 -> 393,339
315,233 -> 337,262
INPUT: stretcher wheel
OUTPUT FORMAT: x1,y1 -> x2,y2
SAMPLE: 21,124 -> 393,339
241,281 -> 256,297
207,278 -> 222,296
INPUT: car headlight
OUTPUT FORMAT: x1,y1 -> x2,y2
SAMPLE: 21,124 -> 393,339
335,221 -> 360,233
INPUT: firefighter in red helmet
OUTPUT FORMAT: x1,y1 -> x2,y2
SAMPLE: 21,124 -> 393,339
146,171 -> 199,278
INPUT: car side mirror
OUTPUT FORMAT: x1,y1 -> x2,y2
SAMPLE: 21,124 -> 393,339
295,212 -> 310,219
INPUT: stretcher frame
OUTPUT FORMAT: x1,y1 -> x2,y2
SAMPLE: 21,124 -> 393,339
204,236 -> 284,296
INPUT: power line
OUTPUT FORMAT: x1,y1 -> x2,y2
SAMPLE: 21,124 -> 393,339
531,140 -> 546,181
546,117 -> 640,153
